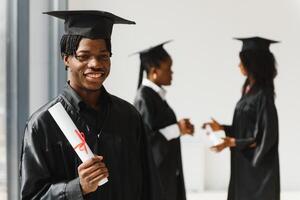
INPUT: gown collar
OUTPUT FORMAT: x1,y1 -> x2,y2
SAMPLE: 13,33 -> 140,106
142,78 -> 167,100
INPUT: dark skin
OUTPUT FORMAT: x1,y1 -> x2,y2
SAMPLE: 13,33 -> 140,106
148,57 -> 194,136
64,38 -> 111,110
78,156 -> 109,195
64,38 -> 110,195
202,61 -> 256,152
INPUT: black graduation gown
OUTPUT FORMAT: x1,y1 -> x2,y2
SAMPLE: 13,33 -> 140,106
134,85 -> 186,200
20,84 -> 159,200
223,88 -> 280,200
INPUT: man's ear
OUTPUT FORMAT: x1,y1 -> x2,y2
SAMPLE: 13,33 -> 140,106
63,55 -> 69,66
63,55 -> 69,70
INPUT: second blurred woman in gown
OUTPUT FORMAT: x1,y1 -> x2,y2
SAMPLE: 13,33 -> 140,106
203,37 -> 280,200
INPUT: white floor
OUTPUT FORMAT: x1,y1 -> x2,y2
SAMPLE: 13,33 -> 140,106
187,191 -> 300,200
0,190 -> 299,200
187,191 -> 226,200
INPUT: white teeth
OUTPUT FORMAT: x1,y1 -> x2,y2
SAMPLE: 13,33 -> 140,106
86,73 -> 101,78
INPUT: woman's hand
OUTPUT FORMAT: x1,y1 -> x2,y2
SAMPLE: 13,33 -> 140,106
211,137 -> 236,152
178,118 -> 194,136
202,118 -> 224,132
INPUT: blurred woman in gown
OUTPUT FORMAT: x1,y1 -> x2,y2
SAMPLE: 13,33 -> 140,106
203,37 -> 280,200
134,41 -> 194,200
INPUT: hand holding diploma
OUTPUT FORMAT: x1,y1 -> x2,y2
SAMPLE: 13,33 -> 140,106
48,102 -> 108,193
78,156 -> 109,195
202,117 -> 224,132
202,118 -> 237,152
210,137 -> 236,152
202,124 -> 224,147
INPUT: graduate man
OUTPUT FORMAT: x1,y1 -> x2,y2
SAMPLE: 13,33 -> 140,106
20,10 -> 161,200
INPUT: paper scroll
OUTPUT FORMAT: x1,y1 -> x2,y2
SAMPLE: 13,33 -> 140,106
48,102 -> 108,186
204,126 -> 223,146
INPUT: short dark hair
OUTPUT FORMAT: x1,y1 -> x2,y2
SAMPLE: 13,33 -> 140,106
240,50 -> 277,96
60,35 -> 112,69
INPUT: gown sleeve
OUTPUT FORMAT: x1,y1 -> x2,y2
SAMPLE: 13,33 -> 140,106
251,95 -> 278,167
223,124 -> 255,149
223,125 -> 233,137
235,137 -> 256,150
20,124 -> 84,200
159,124 -> 180,141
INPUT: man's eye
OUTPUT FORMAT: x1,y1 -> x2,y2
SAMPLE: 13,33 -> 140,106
76,55 -> 90,61
100,55 -> 110,60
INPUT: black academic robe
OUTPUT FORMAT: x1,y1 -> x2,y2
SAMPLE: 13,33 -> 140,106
20,84 -> 159,200
223,87 -> 280,200
134,85 -> 186,200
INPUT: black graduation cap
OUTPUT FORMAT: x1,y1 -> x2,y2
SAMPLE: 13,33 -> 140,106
132,40 -> 173,88
43,10 -> 135,39
131,40 -> 173,59
235,37 -> 279,52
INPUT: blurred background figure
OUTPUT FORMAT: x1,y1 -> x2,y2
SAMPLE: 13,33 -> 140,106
203,37 -> 280,200
134,41 -> 194,200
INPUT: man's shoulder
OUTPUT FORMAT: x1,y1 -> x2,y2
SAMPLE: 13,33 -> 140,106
26,95 -> 64,129
108,93 -> 140,116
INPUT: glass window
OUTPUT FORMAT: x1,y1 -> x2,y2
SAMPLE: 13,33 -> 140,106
0,0 -> 7,199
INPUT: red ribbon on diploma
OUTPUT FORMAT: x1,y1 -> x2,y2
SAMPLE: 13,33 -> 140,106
73,129 -> 88,154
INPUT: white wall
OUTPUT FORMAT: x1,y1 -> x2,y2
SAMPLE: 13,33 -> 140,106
69,0 -> 300,192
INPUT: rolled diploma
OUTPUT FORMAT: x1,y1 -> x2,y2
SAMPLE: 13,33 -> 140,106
48,102 -> 108,186
205,126 -> 223,146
